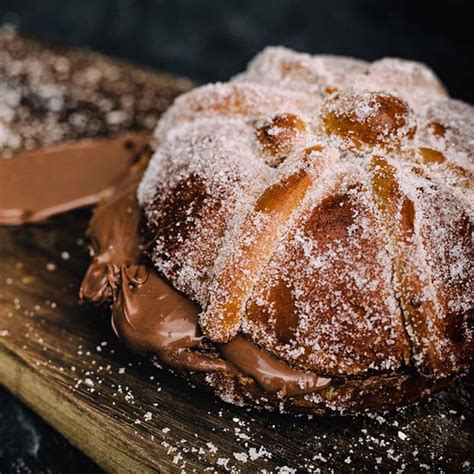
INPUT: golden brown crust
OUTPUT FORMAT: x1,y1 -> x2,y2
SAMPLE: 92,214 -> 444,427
256,113 -> 307,162
244,169 -> 410,375
200,148 -> 331,343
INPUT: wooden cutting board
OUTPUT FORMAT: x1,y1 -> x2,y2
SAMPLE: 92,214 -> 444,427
0,209 -> 472,473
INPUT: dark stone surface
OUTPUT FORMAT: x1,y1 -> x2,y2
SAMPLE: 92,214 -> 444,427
0,1 -> 472,472
0,390 -> 100,473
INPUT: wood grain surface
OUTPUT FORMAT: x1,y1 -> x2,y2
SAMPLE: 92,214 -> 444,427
0,210 -> 472,473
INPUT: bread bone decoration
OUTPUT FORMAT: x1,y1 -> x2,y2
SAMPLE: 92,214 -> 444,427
0,31 -> 471,414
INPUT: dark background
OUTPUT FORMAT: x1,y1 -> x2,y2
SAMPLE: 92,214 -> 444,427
0,0 -> 472,472
1,0 -> 474,101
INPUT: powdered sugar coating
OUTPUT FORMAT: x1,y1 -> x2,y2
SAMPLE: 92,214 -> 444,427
418,98 -> 474,169
139,118 -> 270,303
353,57 -> 448,110
234,46 -> 368,97
152,81 -> 319,145
140,46 -> 473,384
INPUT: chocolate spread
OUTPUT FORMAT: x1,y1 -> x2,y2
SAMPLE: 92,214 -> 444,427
0,134 -> 150,225
220,338 -> 330,396
79,160 -> 146,304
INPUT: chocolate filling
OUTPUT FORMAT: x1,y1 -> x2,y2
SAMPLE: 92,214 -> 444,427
78,148 -> 331,397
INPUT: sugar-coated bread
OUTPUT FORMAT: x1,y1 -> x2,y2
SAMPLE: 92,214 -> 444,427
137,47 -> 473,413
